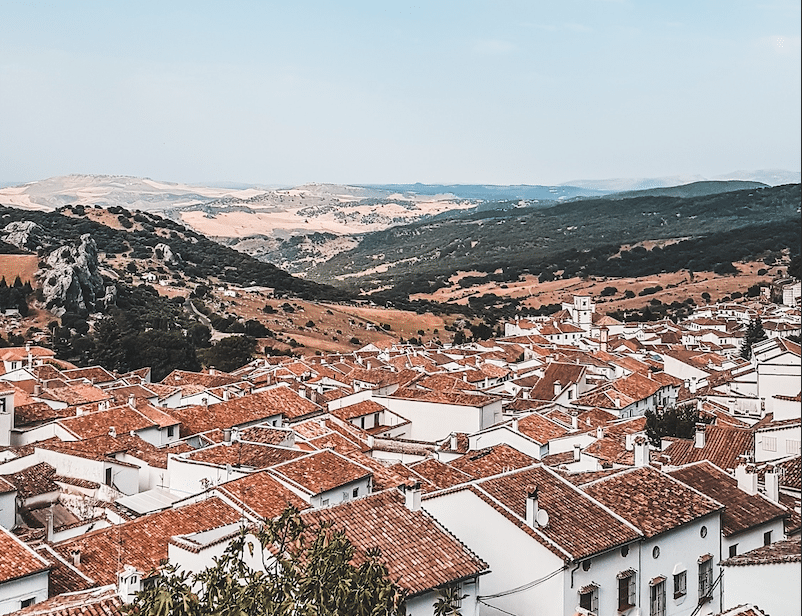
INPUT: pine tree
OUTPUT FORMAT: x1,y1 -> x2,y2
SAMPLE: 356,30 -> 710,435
740,317 -> 767,360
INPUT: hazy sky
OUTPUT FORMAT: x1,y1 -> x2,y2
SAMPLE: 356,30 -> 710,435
1,1 -> 800,186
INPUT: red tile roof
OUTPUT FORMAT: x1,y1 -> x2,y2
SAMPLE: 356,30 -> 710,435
53,497 -> 241,585
473,465 -> 641,560
666,462 -> 787,537
516,412 -> 569,444
582,466 -> 722,537
658,425 -> 754,472
720,536 -> 801,566
409,458 -> 473,490
216,470 -> 310,519
0,525 -> 50,583
184,442 -> 306,469
270,449 -> 372,495
301,489 -> 488,595
449,444 -> 537,479
11,585 -> 122,615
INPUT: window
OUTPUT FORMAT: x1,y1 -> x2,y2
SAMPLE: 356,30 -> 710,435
20,598 -> 35,609
652,545 -> 660,559
578,584 -> 599,614
698,555 -> 713,603
617,570 -> 636,611
673,570 -> 687,599
763,531 -> 772,546
728,544 -> 738,558
700,525 -> 707,538
0,397 -> 6,413
352,487 -> 359,498
788,440 -> 801,455
105,467 -> 113,486
650,578 -> 666,616
321,498 -> 329,507
763,436 -> 777,451
167,425 -> 175,438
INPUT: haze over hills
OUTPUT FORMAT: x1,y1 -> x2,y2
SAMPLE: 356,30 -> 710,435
561,169 -> 800,192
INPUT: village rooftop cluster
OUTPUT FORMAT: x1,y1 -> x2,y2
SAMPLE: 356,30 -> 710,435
0,293 -> 799,616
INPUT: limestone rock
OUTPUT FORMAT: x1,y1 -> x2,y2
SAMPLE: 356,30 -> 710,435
154,242 -> 180,263
1,221 -> 44,251
39,234 -> 107,316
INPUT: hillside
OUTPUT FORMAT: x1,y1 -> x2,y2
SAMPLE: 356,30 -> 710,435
306,184 -> 802,299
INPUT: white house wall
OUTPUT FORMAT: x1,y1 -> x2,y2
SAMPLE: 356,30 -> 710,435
721,559 -> 801,616
423,489 -> 566,616
754,426 -> 802,462
33,448 -> 139,496
722,518 -> 786,559
0,491 -> 15,530
0,571 -> 49,615
375,397 -> 500,442
167,456 -> 250,497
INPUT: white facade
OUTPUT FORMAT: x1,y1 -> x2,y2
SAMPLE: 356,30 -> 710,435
375,395 -> 502,442
721,556 -> 801,615
754,425 -> 802,462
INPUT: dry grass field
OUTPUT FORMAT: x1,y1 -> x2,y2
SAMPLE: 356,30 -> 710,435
0,254 -> 39,285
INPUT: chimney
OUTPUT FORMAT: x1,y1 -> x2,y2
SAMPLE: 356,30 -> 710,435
46,503 -> 55,542
71,549 -> 81,567
223,389 -> 230,402
511,417 -> 519,432
404,482 -> 421,511
735,463 -> 758,495
596,426 -> 605,439
450,433 -> 458,451
33,383 -> 41,396
694,424 -> 706,449
299,387 -> 307,399
128,394 -> 135,408
367,435 -> 375,449
525,485 -> 539,527
614,397 -> 621,409
570,412 -> 578,431
634,435 -> 649,467
689,376 -> 698,394
209,368 -> 216,376
222,428 -> 232,444
522,389 -> 529,400
573,443 -> 581,462
625,433 -> 634,451
202,397 -> 208,408
108,426 -> 116,438
765,467 -> 780,502
117,565 -> 143,604
310,390 -> 318,404
553,380 -> 562,397
600,326 -> 609,353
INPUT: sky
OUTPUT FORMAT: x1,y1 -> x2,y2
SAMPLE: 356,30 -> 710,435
1,1 -> 800,186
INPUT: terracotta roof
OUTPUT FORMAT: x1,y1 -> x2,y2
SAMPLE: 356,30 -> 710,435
57,405 -> 157,439
38,383 -> 112,406
328,399 -> 387,421
582,466 -> 722,538
0,525 -> 50,583
720,536 -> 801,567
61,366 -> 118,384
33,543 -> 95,596
529,362 -> 586,401
216,470 -> 310,519
516,412 -> 569,444
473,465 -> 641,560
408,458 -> 473,490
658,425 -> 754,472
387,388 -> 500,407
0,345 -> 55,361
236,425 -> 294,446
184,442 -> 306,469
165,386 -> 322,436
666,462 -> 787,537
53,496 -> 241,585
300,489 -> 488,595
714,605 -> 770,616
449,444 -> 538,479
161,368 -> 239,388
270,449 -> 372,495
2,462 -> 60,499
11,585 -> 121,615
13,401 -> 74,427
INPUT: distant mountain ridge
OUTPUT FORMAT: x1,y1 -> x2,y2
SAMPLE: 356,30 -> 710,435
603,180 -> 769,200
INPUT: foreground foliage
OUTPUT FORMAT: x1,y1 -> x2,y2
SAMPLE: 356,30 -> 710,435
125,507 -> 406,616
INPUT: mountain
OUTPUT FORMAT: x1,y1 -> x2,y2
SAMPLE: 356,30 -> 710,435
356,183 -> 611,201
561,169 -> 800,191
603,180 -> 769,200
305,184 -> 801,298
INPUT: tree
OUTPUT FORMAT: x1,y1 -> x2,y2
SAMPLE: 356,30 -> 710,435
124,506 -> 406,616
645,405 -> 704,447
197,335 -> 257,372
740,317 -> 767,360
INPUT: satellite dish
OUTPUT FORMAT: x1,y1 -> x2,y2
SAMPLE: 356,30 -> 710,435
536,509 -> 549,528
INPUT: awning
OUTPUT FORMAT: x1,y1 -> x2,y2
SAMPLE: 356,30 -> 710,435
116,488 -> 183,515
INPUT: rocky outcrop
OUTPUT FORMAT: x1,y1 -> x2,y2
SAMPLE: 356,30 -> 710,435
1,221 -> 44,251
38,234 -> 109,316
154,242 -> 181,263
